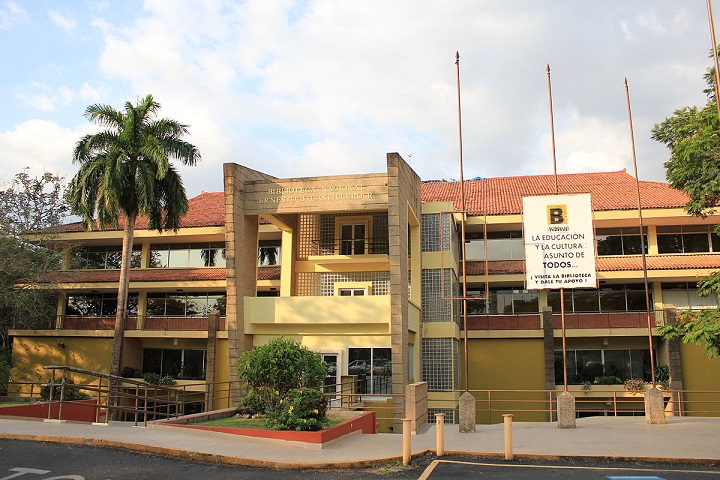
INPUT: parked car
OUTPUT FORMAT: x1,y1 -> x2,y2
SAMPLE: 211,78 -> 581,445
348,359 -> 371,375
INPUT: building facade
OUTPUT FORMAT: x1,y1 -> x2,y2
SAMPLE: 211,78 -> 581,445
9,154 -> 720,424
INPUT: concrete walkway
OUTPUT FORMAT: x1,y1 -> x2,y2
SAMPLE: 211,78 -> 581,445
0,415 -> 718,468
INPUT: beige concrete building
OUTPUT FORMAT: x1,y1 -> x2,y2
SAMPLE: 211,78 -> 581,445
9,154 -> 720,426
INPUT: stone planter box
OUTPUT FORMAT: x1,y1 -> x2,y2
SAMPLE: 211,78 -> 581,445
150,408 -> 376,450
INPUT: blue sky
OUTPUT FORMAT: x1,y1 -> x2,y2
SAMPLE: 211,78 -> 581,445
0,1 -> 713,198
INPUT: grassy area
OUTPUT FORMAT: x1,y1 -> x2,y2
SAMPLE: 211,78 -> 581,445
194,415 -> 342,430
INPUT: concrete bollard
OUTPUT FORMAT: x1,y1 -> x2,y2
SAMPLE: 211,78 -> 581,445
402,418 -> 412,465
503,414 -> 513,461
435,413 -> 445,456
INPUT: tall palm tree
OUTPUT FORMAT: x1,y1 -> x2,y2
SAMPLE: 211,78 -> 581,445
69,94 -> 200,378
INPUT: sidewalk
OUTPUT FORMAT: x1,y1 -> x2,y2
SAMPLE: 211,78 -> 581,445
0,415 -> 718,468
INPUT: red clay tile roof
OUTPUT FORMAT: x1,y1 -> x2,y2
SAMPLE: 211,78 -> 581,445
47,171 -> 690,233
257,266 -> 281,280
464,254 -> 720,276
421,170 -> 689,215
50,191 -> 226,233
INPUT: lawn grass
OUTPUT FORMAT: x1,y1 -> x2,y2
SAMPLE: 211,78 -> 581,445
194,415 -> 342,430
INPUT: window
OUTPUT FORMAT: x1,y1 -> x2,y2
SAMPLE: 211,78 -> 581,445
657,225 -> 719,254
71,246 -> 141,269
464,231 -> 524,260
596,227 -> 647,256
554,349 -> 651,384
150,243 -> 226,268
334,281 -> 372,296
66,293 -> 139,316
258,240 -> 281,266
143,348 -> 206,379
146,292 -> 226,317
338,288 -> 365,296
336,216 -> 371,255
347,347 -> 392,394
661,282 -> 718,310
548,284 -> 651,313
466,288 -> 538,314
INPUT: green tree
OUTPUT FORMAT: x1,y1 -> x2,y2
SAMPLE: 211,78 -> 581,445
235,337 -> 327,418
0,171 -> 69,385
652,56 -> 720,359
68,94 -> 200,377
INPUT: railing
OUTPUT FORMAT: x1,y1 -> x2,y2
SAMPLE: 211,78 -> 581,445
5,372 -> 719,430
4,366 -> 243,426
310,239 -> 390,256
465,310 -> 667,331
60,315 -> 227,331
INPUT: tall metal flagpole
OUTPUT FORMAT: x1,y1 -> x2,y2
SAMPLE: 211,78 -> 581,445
546,64 -> 569,392
624,78 -> 657,386
707,0 -> 720,119
456,52 -> 470,391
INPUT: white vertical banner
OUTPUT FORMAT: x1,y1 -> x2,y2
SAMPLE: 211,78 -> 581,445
523,193 -> 596,289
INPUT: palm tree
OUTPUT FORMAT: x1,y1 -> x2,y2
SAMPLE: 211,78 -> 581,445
69,94 -> 200,378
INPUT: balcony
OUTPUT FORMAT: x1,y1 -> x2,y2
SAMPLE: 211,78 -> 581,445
309,238 -> 389,257
245,295 -> 391,331
467,311 -> 666,331
62,315 -> 226,331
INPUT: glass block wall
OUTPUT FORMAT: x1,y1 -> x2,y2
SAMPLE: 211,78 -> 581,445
296,271 -> 391,296
421,269 -> 460,324
297,212 -> 389,257
428,408 -> 457,424
421,213 -> 454,253
422,337 -> 459,390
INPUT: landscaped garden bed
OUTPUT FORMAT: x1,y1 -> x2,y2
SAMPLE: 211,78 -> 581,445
151,407 -> 376,449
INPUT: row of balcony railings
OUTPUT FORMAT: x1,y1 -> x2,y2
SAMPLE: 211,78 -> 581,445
3,370 -> 719,431
50,310 -> 669,332
310,238 -> 390,256
58,315 -> 227,331
466,310 -> 669,330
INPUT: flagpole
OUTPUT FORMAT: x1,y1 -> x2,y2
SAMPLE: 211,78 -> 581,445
546,64 -> 569,392
707,0 -> 720,118
456,52 -> 470,392
624,78 -> 657,386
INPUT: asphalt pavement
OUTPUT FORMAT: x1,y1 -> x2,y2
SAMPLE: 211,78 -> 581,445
0,414 -> 717,469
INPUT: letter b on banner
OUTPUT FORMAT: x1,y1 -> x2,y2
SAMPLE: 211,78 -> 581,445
548,205 -> 567,224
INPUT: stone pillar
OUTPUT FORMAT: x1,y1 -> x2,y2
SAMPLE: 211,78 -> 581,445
556,391 -> 576,428
205,310 -> 219,411
645,387 -> 666,424
405,382 -> 428,434
542,307 -> 556,421
458,391 -> 476,433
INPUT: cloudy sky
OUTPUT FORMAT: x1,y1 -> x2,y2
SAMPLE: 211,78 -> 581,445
0,0 -> 714,198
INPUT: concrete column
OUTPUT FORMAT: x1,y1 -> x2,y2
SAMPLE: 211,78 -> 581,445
542,307 -> 556,421
205,310 -> 219,411
556,391 -> 576,428
458,391 -> 476,433
645,387 -> 666,424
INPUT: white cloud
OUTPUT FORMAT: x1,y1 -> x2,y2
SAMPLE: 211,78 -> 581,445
0,1 -> 25,29
17,83 -> 107,112
48,10 -> 77,33
0,120 -> 89,182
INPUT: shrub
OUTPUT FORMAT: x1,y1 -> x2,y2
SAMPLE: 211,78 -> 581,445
142,373 -> 176,385
267,388 -> 328,431
236,389 -> 267,416
595,375 -> 622,385
624,378 -> 647,395
120,367 -> 142,378
234,336 -> 327,414
41,378 -> 92,401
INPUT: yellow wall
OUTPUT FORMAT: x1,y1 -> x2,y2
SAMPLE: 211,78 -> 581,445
467,338 -> 547,423
679,343 -> 720,416
10,336 -> 112,394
